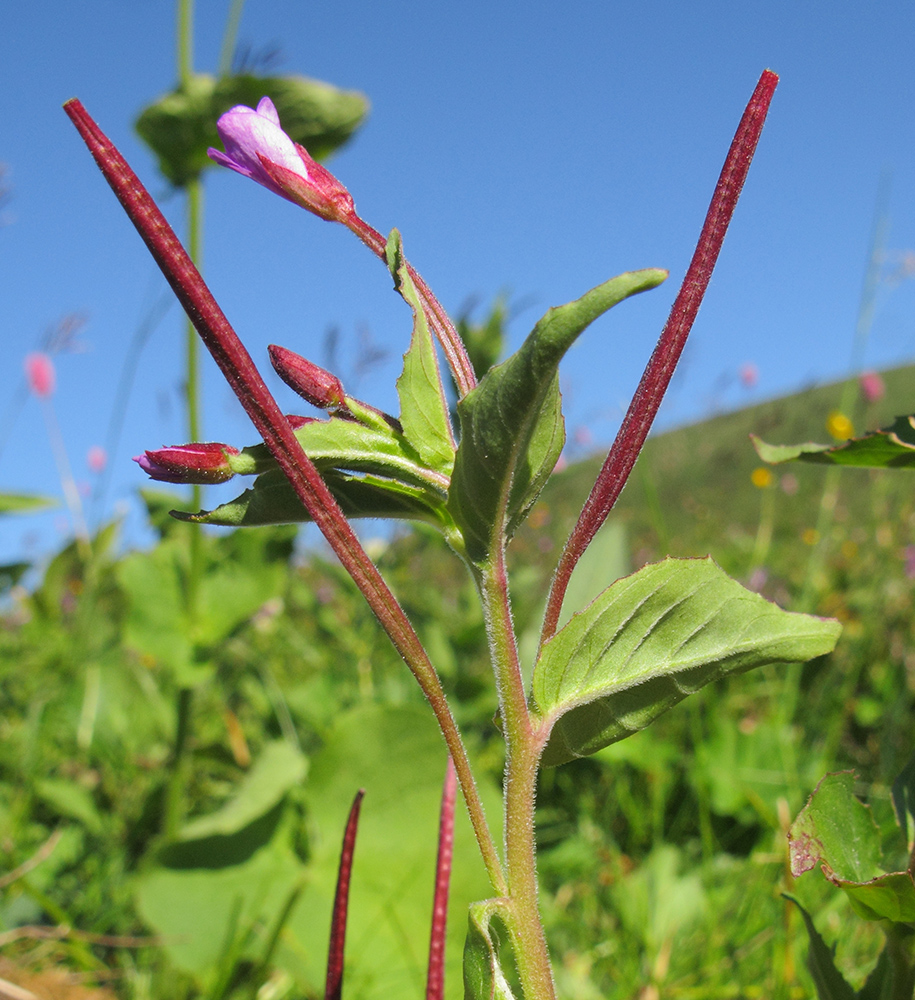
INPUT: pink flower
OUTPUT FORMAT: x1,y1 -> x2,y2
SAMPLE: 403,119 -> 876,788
134,442 -> 240,484
208,96 -> 355,223
739,363 -> 758,389
87,445 -> 107,473
25,352 -> 55,397
859,370 -> 885,404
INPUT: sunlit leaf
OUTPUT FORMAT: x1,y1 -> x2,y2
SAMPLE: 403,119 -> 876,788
533,558 -> 841,766
388,229 -> 456,474
789,771 -> 915,923
752,415 -> 915,469
448,269 -> 666,563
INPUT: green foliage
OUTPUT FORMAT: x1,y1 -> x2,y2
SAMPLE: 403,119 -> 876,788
136,73 -> 368,187
463,901 -> 516,1000
8,364 -> 915,998
448,269 -> 666,563
388,229 -> 456,475
534,557 -> 841,766
754,413 -> 915,469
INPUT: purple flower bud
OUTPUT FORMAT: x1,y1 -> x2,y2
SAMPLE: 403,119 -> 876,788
207,97 -> 307,200
134,442 -> 240,484
207,97 -> 355,223
269,344 -> 347,411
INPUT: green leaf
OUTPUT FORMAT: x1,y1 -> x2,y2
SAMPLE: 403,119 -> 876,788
533,557 -> 841,766
387,230 -> 456,474
448,269 -> 666,563
35,778 -> 103,835
179,468 -> 448,527
191,414 -> 453,528
790,771 -> 915,923
136,72 -> 368,187
784,895 -> 857,1000
136,823 -> 302,977
235,415 -> 449,497
463,900 -> 516,1000
179,742 -> 306,841
279,704 -> 502,1000
0,492 -> 56,514
752,415 -> 915,469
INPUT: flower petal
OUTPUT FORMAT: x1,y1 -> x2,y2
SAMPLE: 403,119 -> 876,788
208,99 -> 308,196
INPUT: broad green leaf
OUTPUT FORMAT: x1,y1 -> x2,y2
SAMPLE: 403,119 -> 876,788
0,492 -> 56,514
178,468 -> 448,527
118,528 -> 293,683
518,519 -> 629,685
136,73 -> 368,187
136,821 -> 302,977
179,742 -> 306,841
388,230 -> 456,474
789,771 -> 915,923
448,269 -> 666,563
784,895 -> 857,1000
463,900 -> 516,1000
752,415 -> 915,469
533,557 -> 841,766
278,704 -> 501,1000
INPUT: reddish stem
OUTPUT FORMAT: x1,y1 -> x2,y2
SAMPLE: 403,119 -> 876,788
540,69 -> 778,646
426,757 -> 457,1000
325,790 -> 365,1000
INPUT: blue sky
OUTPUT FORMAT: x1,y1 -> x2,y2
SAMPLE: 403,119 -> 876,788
2,1 -> 915,565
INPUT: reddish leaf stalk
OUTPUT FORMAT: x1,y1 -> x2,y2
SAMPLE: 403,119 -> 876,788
426,757 -> 457,1000
540,69 -> 778,648
325,790 -> 364,1000
64,99 -> 506,898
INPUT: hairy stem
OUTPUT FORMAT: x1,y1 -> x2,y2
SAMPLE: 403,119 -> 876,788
479,551 -> 555,1000
541,69 -> 779,646
65,98 -> 506,897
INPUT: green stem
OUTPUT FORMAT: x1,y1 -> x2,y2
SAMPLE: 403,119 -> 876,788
479,553 -> 555,1000
167,0 -> 204,843
164,686 -> 194,839
176,0 -> 193,88
217,0 -> 247,77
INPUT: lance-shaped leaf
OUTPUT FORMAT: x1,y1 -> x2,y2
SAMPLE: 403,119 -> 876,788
176,468 -> 449,528
752,415 -> 915,470
448,269 -> 666,563
462,900 -> 516,1000
784,895 -> 857,1000
387,230 -> 456,475
790,771 -> 915,924
533,557 -> 841,767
